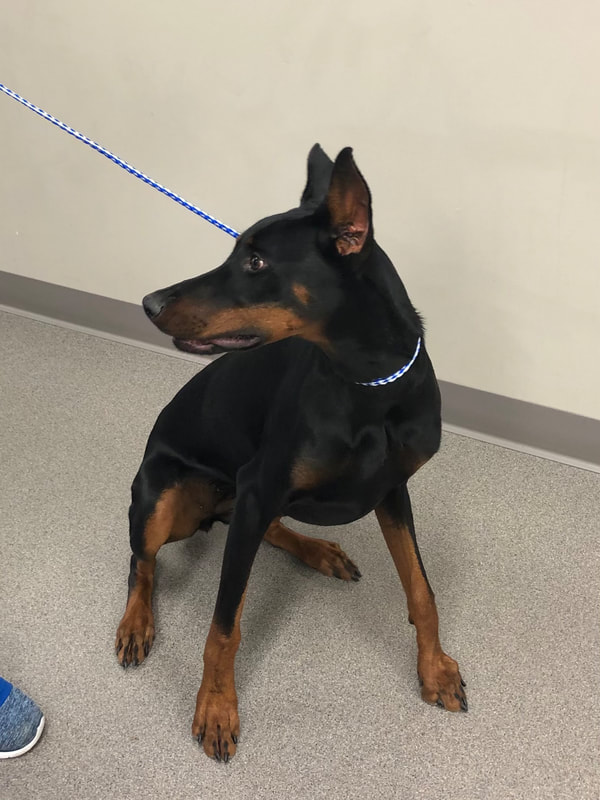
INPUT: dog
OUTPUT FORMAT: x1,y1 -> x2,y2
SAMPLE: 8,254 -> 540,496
115,145 -> 466,762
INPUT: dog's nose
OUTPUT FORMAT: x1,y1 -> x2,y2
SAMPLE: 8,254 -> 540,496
142,292 -> 166,320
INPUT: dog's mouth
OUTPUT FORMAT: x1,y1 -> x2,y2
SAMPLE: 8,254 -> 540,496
173,334 -> 263,355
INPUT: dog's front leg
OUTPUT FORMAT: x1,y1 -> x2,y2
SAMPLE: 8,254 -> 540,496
375,484 -> 467,712
192,459 -> 286,762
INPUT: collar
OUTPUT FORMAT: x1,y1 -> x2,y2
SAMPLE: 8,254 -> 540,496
356,337 -> 422,387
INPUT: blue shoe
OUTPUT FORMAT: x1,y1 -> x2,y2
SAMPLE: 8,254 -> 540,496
0,680 -> 45,759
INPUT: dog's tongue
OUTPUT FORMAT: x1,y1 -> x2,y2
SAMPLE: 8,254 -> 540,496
180,339 -> 216,353
210,336 -> 259,349
174,335 -> 260,354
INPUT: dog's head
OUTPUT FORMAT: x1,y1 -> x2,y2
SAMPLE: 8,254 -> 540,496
143,145 -> 374,355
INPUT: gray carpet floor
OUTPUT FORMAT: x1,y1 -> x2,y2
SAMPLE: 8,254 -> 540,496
1,309 -> 598,800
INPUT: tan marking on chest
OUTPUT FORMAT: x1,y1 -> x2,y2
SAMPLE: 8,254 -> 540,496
290,454 -> 353,491
291,460 -> 322,491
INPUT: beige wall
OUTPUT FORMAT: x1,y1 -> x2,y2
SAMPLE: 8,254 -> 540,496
1,1 -> 599,420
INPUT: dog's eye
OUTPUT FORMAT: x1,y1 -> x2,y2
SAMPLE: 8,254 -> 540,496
245,254 -> 267,273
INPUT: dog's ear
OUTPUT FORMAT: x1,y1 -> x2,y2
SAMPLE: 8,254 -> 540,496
300,144 -> 334,208
326,148 -> 372,256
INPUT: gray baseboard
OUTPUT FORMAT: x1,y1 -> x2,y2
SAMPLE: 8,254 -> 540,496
2,269 -> 598,471
439,382 -> 599,470
0,269 -> 169,349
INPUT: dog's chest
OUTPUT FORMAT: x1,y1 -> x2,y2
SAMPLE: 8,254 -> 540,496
284,420 -> 398,525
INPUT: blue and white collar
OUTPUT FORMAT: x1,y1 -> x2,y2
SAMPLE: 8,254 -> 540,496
356,337 -> 421,387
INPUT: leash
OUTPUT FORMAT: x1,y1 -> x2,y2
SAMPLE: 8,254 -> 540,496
0,82 -> 239,238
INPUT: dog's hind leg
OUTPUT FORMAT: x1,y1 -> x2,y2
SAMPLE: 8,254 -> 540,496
264,518 -> 361,581
375,484 -> 467,712
115,460 -> 230,667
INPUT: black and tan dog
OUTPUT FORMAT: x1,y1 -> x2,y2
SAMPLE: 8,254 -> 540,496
115,145 -> 466,762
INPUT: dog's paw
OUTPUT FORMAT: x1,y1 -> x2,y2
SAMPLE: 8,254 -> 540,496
419,652 -> 467,712
193,686 -> 240,762
115,608 -> 155,667
304,539 -> 362,581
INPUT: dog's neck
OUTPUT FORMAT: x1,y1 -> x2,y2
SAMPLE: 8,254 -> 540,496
321,245 -> 424,387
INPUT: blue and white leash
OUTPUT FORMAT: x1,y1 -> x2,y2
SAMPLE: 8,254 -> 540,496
356,337 -> 421,386
0,82 -> 239,238
0,81 -> 421,387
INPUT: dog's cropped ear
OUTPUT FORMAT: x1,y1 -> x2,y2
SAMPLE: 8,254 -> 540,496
300,144 -> 334,208
326,148 -> 372,256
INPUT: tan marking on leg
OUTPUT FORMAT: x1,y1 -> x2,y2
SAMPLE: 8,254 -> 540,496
153,480 -> 222,546
116,480 -> 224,666
193,590 -> 247,762
115,557 -> 156,666
375,506 -> 466,712
264,518 -> 361,581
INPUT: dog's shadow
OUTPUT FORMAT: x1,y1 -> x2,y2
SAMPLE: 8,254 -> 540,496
153,523 -> 307,679
236,547 -> 313,685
